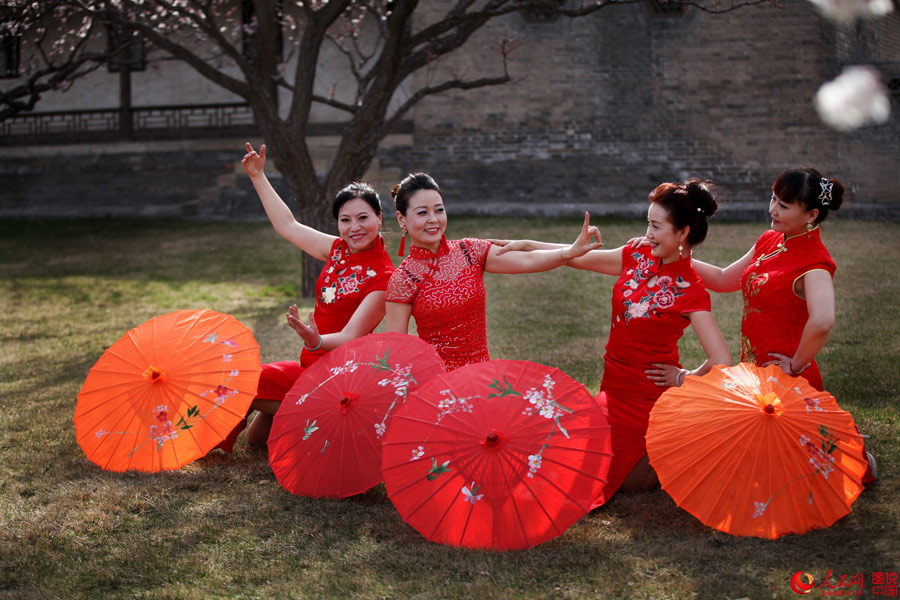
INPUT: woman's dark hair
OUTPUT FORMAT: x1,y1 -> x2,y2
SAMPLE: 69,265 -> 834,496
649,178 -> 719,247
391,173 -> 442,215
772,167 -> 844,224
332,182 -> 382,219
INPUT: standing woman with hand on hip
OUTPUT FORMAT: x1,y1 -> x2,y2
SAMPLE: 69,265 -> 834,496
691,168 -> 841,392
384,172 -> 602,371
691,167 -> 876,481
221,143 -> 395,449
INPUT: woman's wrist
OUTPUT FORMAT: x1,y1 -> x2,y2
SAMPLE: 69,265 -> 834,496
304,334 -> 323,352
676,369 -> 689,386
789,359 -> 808,375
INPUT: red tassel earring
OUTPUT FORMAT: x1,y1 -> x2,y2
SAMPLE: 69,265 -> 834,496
397,228 -> 406,257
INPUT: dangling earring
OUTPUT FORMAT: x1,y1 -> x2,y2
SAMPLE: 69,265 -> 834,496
806,222 -> 814,234
397,227 -> 407,257
678,243 -> 684,259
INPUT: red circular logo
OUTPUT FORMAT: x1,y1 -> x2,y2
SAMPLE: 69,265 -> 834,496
790,571 -> 815,595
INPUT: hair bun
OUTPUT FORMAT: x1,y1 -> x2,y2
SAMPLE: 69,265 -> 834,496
685,179 -> 718,218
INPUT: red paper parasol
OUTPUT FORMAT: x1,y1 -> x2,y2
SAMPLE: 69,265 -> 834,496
268,332 -> 445,498
74,309 -> 261,472
646,362 -> 868,539
381,359 -> 612,550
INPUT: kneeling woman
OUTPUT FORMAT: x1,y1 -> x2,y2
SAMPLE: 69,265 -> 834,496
385,173 -> 602,371
498,179 -> 732,504
232,143 -> 395,447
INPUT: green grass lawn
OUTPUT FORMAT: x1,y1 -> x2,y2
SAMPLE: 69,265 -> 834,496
1,216 -> 897,599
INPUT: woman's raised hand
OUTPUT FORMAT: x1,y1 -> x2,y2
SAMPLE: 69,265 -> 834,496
286,304 -> 320,348
242,142 -> 266,178
562,211 -> 603,260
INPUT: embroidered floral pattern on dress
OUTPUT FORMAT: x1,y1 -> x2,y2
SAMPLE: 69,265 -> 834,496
621,253 -> 691,324
319,243 -> 381,305
386,238 -> 492,370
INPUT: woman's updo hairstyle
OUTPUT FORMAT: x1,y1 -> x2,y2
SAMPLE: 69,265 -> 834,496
332,182 -> 382,219
649,178 -> 719,247
391,173 -> 442,215
772,167 -> 844,224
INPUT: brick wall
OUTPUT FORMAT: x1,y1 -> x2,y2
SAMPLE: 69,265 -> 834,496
1,1 -> 897,221
376,0 -> 899,217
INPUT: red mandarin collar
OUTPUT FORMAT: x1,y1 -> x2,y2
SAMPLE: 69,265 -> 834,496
333,235 -> 387,268
408,235 -> 450,259
652,251 -> 694,275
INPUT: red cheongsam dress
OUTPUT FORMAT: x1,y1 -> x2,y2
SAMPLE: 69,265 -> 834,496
740,228 -> 835,391
740,228 -> 874,484
255,236 -> 395,401
386,237 -> 491,371
594,245 -> 712,506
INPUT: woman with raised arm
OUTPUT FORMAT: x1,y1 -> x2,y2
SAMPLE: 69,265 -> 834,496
219,143 -> 395,449
690,167 -> 876,481
496,179 -> 732,502
384,172 -> 602,371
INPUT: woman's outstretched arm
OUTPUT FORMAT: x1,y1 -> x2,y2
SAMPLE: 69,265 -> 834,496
242,142 -> 335,261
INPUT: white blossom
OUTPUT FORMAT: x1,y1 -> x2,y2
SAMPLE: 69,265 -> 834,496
806,0 -> 893,22
815,66 -> 891,131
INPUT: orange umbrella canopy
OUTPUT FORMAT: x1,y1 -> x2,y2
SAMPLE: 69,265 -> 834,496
646,363 -> 867,539
382,359 -> 612,550
74,309 -> 261,472
268,332 -> 446,499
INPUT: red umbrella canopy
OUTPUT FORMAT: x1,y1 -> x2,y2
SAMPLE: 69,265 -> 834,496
646,363 -> 868,539
381,359 -> 612,550
74,309 -> 261,472
268,332 -> 445,499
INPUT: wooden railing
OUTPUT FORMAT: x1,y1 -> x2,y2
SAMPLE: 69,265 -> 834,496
0,102 -> 259,145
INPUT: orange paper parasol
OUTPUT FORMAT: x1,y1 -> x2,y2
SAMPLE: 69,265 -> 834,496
74,309 -> 261,472
381,359 -> 612,550
646,363 -> 867,539
267,332 -> 445,498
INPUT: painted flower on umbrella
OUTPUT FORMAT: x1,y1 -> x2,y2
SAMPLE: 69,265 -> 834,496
436,389 -> 476,423
461,482 -> 484,504
378,364 -> 414,398
149,405 -> 177,447
521,375 -> 555,416
330,360 -> 359,376
410,445 -> 425,461
527,452 -> 543,479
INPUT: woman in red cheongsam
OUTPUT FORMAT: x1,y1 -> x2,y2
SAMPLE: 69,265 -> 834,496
384,173 -> 602,371
495,179 -> 732,503
223,143 -> 395,448
693,167 -> 875,482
